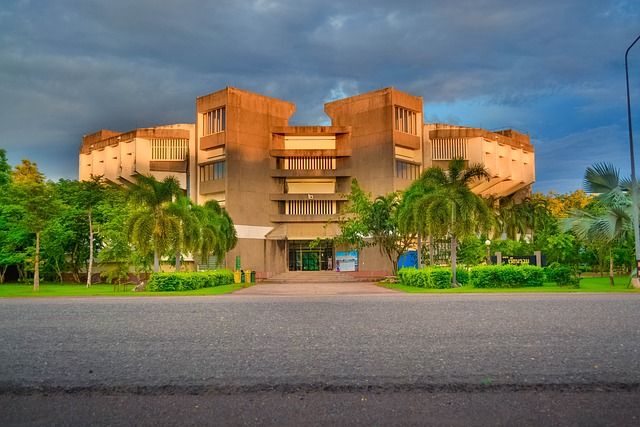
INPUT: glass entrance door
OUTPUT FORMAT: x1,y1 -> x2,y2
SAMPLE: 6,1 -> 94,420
288,240 -> 333,271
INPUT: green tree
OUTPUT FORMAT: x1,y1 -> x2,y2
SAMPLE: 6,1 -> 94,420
194,200 -> 238,264
167,196 -> 202,271
126,175 -> 182,272
0,149 -> 10,187
10,160 -> 58,291
398,175 -> 436,267
96,185 -> 134,288
335,179 -> 414,274
563,163 -> 633,285
411,158 -> 494,286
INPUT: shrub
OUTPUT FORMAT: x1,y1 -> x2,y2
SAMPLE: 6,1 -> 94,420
398,267 -> 457,289
545,265 -> 580,288
148,270 -> 234,292
470,265 -> 545,288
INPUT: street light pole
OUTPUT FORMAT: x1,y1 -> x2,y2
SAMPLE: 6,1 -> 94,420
626,34 -> 640,281
485,239 -> 491,265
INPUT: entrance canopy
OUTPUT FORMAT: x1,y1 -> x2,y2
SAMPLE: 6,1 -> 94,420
265,223 -> 341,241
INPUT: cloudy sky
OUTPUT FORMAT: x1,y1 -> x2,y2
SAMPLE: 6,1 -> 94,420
1,0 -> 638,193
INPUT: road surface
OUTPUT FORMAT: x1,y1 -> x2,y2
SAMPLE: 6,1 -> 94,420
1,289 -> 639,426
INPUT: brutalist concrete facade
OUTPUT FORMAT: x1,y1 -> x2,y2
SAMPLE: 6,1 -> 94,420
81,86 -> 535,278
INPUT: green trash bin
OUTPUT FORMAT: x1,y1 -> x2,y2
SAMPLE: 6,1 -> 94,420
244,270 -> 252,284
233,270 -> 242,284
250,270 -> 256,283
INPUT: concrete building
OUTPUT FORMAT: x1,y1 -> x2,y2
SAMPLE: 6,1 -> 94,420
79,86 -> 535,278
79,124 -> 197,196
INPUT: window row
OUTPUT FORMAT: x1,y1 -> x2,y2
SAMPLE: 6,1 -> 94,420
431,139 -> 467,160
150,139 -> 188,160
396,160 -> 420,180
286,200 -> 336,216
394,106 -> 418,135
283,156 -> 336,170
203,107 -> 226,135
200,161 -> 226,182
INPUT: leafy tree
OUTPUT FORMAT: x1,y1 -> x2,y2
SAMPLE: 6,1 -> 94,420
9,160 -> 58,291
95,184 -> 134,288
126,175 -> 182,272
411,158 -> 494,286
0,149 -> 10,187
65,177 -> 107,286
335,179 -> 414,274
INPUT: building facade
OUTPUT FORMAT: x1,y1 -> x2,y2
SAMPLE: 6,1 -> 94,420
80,86 -> 535,278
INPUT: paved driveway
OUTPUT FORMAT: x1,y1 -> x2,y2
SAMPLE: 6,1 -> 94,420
231,281 -> 400,296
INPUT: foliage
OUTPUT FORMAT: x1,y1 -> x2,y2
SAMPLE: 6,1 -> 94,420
470,265 -> 545,288
126,174 -> 183,272
398,267 -> 468,289
562,163 -> 634,284
147,270 -> 234,292
408,158 -> 493,286
545,265 -> 580,288
335,179 -> 414,273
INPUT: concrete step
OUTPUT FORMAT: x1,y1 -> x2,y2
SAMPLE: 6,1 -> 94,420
262,271 -> 358,283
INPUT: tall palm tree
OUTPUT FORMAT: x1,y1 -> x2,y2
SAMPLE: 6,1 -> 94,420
398,175 -> 436,267
412,158 -> 493,286
194,200 -> 238,264
563,163 -> 633,285
126,175 -> 182,272
167,196 -> 202,271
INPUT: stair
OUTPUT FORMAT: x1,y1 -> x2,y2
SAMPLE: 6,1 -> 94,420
262,271 -> 358,283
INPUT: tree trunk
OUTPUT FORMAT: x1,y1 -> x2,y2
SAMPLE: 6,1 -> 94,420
175,249 -> 181,271
609,246 -> 615,286
451,233 -> 458,287
34,231 -> 40,292
417,235 -> 422,269
428,235 -> 434,267
154,248 -> 160,272
87,209 -> 93,288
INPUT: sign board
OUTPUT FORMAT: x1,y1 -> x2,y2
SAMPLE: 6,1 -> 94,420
335,251 -> 358,272
498,255 -> 546,267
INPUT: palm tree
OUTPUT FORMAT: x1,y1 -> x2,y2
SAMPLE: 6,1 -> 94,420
412,158 -> 493,286
194,200 -> 238,264
167,196 -> 202,271
126,175 -> 182,272
398,176 -> 436,267
563,163 -> 633,285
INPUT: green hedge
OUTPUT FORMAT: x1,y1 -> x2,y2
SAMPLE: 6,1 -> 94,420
545,266 -> 580,288
470,265 -> 545,288
398,267 -> 469,288
147,270 -> 235,292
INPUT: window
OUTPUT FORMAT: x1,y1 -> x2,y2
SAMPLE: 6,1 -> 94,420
200,161 -> 226,182
396,160 -> 420,180
203,107 -> 225,135
395,106 -> 418,135
283,157 -> 336,170
286,200 -> 336,215
151,139 -> 188,160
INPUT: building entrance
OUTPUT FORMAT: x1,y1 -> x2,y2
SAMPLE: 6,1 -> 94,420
288,240 -> 334,271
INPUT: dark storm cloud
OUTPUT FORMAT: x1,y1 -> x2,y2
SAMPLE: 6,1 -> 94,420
0,0 -> 638,192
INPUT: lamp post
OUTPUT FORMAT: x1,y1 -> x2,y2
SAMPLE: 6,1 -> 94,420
626,34 -> 640,281
485,239 -> 491,265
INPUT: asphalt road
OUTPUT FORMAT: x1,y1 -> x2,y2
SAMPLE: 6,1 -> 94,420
1,291 -> 640,426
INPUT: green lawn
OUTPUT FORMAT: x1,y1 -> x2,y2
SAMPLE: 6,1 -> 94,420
379,275 -> 640,293
0,282 -> 251,298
